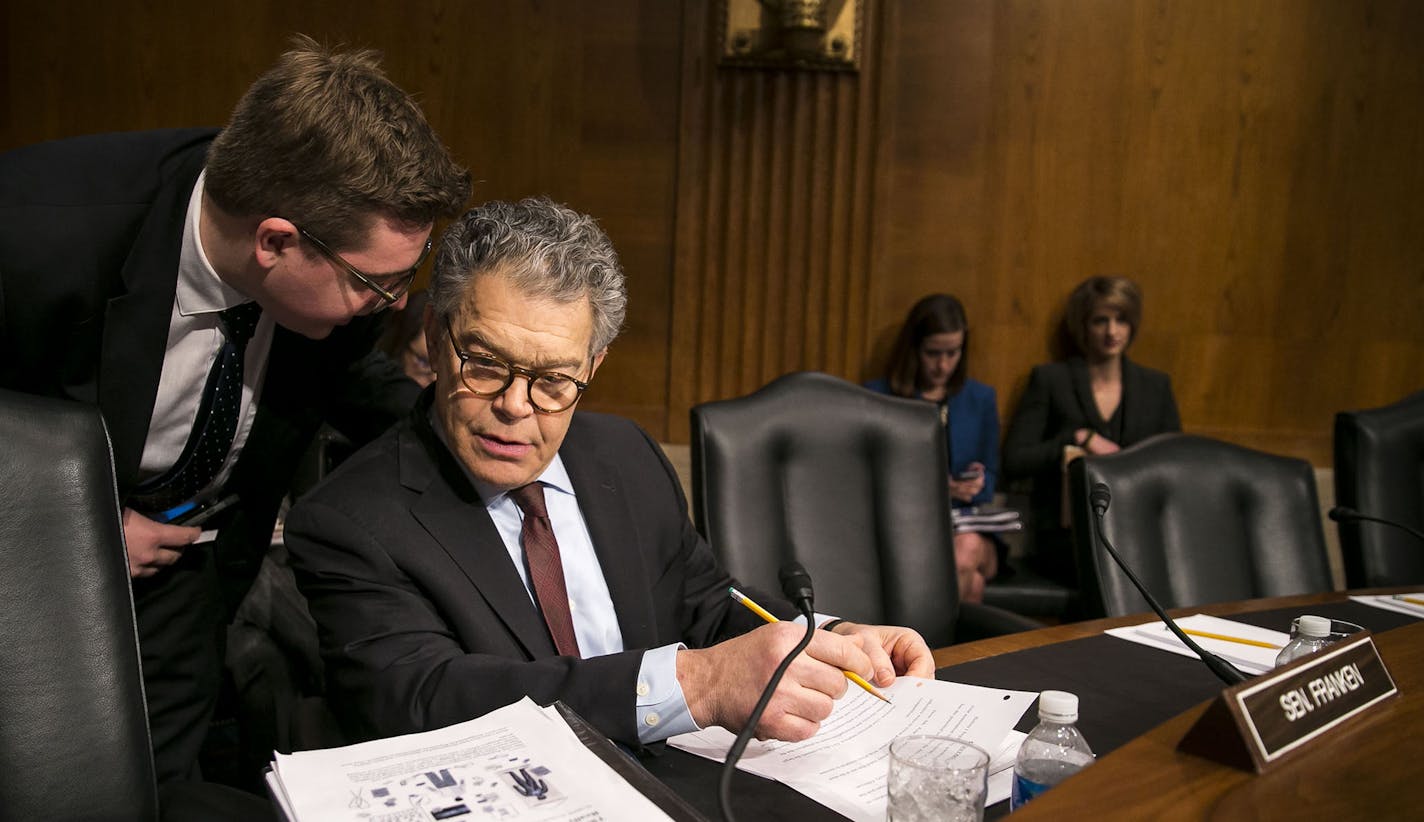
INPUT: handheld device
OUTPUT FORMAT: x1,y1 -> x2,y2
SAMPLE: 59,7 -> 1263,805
164,494 -> 240,527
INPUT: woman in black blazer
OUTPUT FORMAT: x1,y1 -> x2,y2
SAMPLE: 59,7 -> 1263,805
1003,276 -> 1181,583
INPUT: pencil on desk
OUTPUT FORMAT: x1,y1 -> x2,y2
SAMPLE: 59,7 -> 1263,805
1182,628 -> 1280,650
728,587 -> 892,704
1392,595 -> 1424,608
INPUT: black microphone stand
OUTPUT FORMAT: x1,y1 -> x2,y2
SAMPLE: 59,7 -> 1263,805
1089,483 -> 1248,686
1329,506 -> 1424,543
718,573 -> 818,822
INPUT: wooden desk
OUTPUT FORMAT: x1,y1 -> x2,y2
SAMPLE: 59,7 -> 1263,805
653,590 -> 1418,821
933,587 -> 1421,820
1011,620 -> 1422,820
934,588 -> 1415,669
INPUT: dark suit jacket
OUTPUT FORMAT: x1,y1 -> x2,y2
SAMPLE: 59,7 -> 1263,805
284,392 -> 788,747
0,130 -> 418,606
1002,356 -> 1181,578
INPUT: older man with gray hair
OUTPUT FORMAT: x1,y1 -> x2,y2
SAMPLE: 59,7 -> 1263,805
286,197 -> 933,749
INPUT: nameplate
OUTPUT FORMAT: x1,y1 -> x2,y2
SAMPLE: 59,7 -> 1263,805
1178,632 -> 1398,772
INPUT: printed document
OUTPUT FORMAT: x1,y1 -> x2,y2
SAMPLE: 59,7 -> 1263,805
669,677 -> 1036,822
1105,614 -> 1288,674
1350,592 -> 1424,619
268,697 -> 672,822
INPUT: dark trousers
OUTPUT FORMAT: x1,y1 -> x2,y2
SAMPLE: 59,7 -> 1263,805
132,544 -> 226,784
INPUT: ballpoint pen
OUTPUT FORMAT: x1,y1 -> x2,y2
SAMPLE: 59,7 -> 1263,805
728,587 -> 892,703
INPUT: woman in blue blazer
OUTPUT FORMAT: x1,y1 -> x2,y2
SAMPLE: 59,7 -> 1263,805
868,294 -> 1001,602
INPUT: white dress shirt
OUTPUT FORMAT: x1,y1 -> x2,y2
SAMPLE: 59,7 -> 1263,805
138,171 -> 274,496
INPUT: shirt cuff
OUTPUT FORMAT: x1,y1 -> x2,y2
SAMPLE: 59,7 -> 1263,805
635,643 -> 700,743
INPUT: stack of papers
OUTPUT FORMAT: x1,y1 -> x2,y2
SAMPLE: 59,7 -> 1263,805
1349,592 -> 1424,619
267,697 -> 675,822
987,730 -> 1028,804
952,506 -> 1024,534
1104,614 -> 1288,675
670,677 -> 1036,822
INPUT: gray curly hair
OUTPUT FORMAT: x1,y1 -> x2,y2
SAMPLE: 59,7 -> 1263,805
429,197 -> 627,356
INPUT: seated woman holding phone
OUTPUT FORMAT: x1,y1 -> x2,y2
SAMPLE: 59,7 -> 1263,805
867,293 -> 1001,603
1002,276 -> 1181,584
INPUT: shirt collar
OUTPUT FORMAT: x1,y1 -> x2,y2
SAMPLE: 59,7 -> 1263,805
176,170 -> 253,317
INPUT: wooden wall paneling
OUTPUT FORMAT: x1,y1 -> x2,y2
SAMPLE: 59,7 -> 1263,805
545,2 -> 685,435
871,0 -> 1423,466
0,1 -> 687,439
666,0 -> 887,441
4,2 -> 1420,459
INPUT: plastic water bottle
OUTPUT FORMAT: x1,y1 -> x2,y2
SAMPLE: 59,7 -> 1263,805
1275,614 -> 1333,667
1010,690 -> 1094,810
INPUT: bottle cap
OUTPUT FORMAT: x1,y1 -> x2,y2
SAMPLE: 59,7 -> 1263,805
1297,615 -> 1331,638
1038,690 -> 1078,722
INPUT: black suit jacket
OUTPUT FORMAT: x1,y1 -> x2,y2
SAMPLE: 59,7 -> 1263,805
284,393 -> 788,747
0,130 -> 418,604
1002,356 -> 1181,577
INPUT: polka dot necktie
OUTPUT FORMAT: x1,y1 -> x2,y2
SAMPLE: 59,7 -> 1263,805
131,302 -> 263,515
508,482 -> 582,657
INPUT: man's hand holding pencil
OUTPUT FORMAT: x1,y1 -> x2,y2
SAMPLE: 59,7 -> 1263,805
674,590 -> 933,743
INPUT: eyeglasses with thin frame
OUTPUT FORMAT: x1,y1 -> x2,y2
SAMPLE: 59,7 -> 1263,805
295,225 -> 432,310
445,320 -> 590,413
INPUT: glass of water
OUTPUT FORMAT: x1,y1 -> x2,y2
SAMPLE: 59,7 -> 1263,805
886,735 -> 990,822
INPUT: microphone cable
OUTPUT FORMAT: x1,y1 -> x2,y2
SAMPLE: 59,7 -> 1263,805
1089,483 -> 1248,686
718,564 -> 819,822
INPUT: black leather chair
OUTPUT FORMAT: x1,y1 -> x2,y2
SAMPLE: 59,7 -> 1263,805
1068,433 -> 1333,618
0,389 -> 274,821
1334,389 -> 1424,587
981,500 -> 1081,621
224,425 -> 352,787
690,372 -> 1040,648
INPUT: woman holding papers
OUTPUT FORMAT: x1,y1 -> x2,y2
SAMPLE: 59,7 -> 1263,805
868,293 -> 1001,603
1003,276 -> 1181,585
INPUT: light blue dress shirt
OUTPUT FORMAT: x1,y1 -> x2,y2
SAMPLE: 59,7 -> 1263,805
431,410 -> 830,742
457,447 -> 698,742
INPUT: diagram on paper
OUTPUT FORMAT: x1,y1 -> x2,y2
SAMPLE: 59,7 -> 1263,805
355,753 -> 569,820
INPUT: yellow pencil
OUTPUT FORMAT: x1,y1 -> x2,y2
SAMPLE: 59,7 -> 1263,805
1393,594 -> 1424,608
1183,628 -> 1280,650
728,587 -> 892,703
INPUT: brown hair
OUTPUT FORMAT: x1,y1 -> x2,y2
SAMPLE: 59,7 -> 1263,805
1062,276 -> 1142,356
205,34 -> 471,249
883,294 -> 970,398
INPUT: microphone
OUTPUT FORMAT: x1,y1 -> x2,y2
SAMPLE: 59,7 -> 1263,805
719,563 -> 821,822
779,561 -> 816,616
1088,482 -> 1248,686
1329,506 -> 1424,544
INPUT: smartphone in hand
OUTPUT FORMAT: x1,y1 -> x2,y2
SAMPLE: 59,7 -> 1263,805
953,468 -> 984,482
164,494 -> 240,527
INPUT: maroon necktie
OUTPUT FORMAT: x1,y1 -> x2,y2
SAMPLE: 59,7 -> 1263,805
508,483 -> 581,657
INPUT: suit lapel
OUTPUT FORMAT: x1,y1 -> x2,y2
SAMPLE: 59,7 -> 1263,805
404,399 -> 557,659
1067,357 -> 1098,427
1118,356 -> 1144,442
99,145 -> 207,490
560,417 -> 658,651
